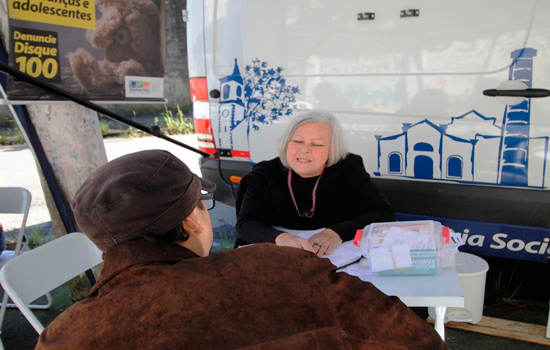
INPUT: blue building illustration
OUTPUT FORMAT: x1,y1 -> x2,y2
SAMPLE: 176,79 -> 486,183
217,59 -> 300,157
374,48 -> 549,188
218,59 -> 246,154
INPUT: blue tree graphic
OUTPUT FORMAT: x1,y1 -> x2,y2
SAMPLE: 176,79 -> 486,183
234,59 -> 300,134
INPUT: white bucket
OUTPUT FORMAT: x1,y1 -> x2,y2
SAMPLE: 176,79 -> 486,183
429,252 -> 489,324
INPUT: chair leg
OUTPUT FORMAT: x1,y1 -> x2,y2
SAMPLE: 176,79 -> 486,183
0,290 -> 50,343
0,293 -> 9,331
0,293 -> 9,350
1,292 -> 52,310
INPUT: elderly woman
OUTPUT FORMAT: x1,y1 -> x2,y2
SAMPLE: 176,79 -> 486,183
236,111 -> 395,256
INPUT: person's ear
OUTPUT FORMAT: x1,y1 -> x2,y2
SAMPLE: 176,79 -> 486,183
182,208 -> 202,235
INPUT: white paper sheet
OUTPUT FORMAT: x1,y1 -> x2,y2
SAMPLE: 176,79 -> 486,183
273,227 -> 363,268
344,258 -> 372,276
369,245 -> 413,272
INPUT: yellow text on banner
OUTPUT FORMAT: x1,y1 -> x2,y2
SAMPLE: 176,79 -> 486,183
8,0 -> 96,30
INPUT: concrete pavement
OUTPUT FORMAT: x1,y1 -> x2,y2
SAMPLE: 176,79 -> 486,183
0,134 -> 235,230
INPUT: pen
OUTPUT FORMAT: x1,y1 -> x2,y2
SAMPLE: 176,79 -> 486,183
336,257 -> 362,269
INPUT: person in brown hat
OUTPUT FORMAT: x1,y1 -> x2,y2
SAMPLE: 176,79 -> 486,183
35,150 -> 447,350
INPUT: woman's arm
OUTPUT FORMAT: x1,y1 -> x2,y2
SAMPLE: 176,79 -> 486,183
236,172 -> 284,244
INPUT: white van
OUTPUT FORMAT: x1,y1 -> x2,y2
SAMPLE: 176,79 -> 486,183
185,0 -> 550,262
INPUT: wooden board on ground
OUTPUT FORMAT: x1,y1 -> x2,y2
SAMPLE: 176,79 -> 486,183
427,316 -> 550,346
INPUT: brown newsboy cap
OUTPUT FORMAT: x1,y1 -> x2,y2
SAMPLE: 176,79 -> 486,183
71,150 -> 215,251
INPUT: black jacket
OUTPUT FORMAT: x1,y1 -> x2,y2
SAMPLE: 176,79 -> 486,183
236,153 -> 395,243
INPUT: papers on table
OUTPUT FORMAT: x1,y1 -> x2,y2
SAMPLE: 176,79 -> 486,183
370,226 -> 437,250
345,257 -> 372,276
366,227 -> 436,273
369,245 -> 412,272
361,221 -> 442,275
273,227 -> 363,268
321,240 -> 363,268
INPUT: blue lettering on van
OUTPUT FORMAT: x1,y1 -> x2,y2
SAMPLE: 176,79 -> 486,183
396,213 -> 550,262
374,48 -> 549,189
217,59 -> 301,153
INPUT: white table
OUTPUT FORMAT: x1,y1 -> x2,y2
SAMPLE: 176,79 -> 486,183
279,226 -> 465,340
342,264 -> 464,340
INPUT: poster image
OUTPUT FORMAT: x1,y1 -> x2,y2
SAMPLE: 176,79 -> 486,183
6,0 -> 165,101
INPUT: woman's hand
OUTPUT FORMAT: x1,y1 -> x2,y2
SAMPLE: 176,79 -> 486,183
275,232 -> 315,253
308,229 -> 342,257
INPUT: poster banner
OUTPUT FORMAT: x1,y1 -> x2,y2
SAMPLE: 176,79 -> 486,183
396,213 -> 550,263
6,0 -> 165,101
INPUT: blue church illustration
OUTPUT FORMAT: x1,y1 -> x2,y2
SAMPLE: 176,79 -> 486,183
374,48 -> 549,188
216,58 -> 300,157
217,59 -> 247,154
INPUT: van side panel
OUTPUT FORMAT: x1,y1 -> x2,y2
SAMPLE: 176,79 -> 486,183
190,0 -> 550,261
186,0 -> 206,77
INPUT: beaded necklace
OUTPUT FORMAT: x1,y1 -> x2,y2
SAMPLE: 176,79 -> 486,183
287,168 -> 323,218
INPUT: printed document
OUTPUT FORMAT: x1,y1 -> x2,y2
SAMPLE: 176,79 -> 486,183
273,227 -> 363,268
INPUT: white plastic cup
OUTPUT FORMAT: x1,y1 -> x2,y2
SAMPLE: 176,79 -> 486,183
429,252 -> 489,324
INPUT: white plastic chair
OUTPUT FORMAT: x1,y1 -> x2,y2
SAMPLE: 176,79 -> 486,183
0,187 -> 38,350
0,232 -> 103,334
0,187 -> 32,264
0,188 -> 52,319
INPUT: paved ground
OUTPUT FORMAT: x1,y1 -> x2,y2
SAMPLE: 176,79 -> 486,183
0,133 -> 213,229
0,132 -> 549,349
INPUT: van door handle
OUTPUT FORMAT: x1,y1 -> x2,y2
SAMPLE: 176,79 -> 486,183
483,88 -> 550,98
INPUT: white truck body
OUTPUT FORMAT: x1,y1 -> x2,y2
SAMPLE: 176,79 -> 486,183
186,0 -> 550,262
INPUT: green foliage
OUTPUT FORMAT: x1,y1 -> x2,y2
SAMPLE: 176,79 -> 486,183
218,227 -> 235,251
491,261 -> 523,304
99,119 -> 111,137
26,227 -> 55,247
157,105 -> 194,135
5,226 -> 54,249
0,120 -> 25,145
0,105 -> 194,145
210,226 -> 236,253
117,127 -> 145,138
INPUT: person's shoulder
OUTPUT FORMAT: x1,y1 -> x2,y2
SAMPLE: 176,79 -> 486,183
233,242 -> 309,257
244,157 -> 284,182
329,153 -> 369,177
229,243 -> 333,268
342,153 -> 366,168
251,157 -> 283,172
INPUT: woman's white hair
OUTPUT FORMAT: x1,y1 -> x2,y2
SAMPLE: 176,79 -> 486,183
278,111 -> 348,168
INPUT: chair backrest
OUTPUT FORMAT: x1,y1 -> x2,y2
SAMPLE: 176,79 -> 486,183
0,187 -> 32,255
0,187 -> 32,215
0,232 -> 103,333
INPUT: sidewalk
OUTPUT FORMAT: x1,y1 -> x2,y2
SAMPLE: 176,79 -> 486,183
0,134 -> 203,229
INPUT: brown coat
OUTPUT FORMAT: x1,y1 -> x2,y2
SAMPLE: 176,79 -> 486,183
36,240 -> 447,350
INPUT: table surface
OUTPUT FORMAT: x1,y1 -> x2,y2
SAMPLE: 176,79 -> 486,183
343,264 -> 465,308
281,226 -> 465,308
282,226 -> 464,340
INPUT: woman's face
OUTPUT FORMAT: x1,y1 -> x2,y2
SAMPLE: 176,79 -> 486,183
286,122 -> 331,178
